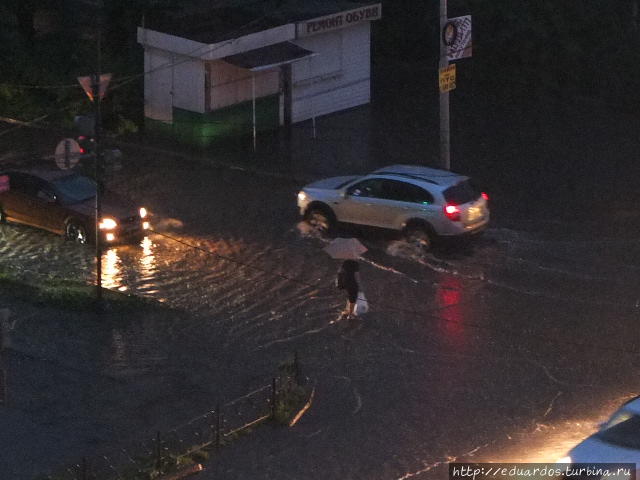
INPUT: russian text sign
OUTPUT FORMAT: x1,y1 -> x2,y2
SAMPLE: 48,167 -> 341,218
297,3 -> 381,37
439,64 -> 456,93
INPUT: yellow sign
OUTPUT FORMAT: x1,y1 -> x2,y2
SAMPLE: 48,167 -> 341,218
439,64 -> 456,93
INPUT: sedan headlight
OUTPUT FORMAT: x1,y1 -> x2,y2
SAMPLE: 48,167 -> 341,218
139,207 -> 148,219
297,191 -> 307,202
99,217 -> 118,230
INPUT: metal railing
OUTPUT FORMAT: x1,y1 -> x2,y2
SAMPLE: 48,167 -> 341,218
40,378 -> 286,480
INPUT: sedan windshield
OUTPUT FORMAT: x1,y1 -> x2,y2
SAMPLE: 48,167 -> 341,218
595,412 -> 640,449
52,174 -> 96,204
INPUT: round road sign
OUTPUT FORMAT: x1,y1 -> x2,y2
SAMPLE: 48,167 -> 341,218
54,138 -> 82,170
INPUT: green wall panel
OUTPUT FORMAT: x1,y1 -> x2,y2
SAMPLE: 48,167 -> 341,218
145,94 -> 280,147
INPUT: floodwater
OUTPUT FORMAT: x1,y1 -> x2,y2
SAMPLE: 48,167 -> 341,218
3,83 -> 640,478
2,154 -> 640,478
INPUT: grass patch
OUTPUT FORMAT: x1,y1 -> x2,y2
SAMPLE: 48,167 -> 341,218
273,355 -> 313,425
0,268 -> 151,312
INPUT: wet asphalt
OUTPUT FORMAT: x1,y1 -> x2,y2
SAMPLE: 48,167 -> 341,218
1,87 -> 640,479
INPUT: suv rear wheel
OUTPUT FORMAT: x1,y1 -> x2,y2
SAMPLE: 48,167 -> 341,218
305,208 -> 333,235
404,224 -> 432,250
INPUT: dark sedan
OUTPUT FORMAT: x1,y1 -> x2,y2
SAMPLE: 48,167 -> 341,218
0,169 -> 149,244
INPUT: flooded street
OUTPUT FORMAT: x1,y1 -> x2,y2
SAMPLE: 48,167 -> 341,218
2,143 -> 640,478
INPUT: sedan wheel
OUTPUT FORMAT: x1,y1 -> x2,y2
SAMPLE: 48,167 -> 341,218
65,222 -> 88,244
405,225 -> 432,250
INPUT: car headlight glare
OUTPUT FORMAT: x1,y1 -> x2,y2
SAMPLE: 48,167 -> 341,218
139,207 -> 148,219
297,191 -> 307,202
556,456 -> 571,464
99,218 -> 118,230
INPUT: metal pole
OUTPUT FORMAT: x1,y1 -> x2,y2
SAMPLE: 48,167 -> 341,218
0,335 -> 5,406
439,0 -> 451,170
252,73 -> 257,152
294,351 -> 301,385
155,431 -> 162,470
215,403 -> 221,448
271,377 -> 276,418
93,80 -> 103,308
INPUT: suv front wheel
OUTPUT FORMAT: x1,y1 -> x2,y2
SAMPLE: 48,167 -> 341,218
65,221 -> 88,244
404,224 -> 432,250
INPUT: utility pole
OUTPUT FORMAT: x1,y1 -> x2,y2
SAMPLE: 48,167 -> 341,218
93,73 -> 103,308
94,12 -> 103,310
439,0 -> 451,170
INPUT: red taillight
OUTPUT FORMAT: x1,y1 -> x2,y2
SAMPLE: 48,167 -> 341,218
444,204 -> 461,221
79,147 -> 86,154
481,192 -> 489,201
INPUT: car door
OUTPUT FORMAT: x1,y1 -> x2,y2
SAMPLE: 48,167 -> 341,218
333,178 -> 390,227
33,180 -> 67,233
1,173 -> 36,224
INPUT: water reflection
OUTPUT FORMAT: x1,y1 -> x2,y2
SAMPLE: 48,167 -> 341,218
435,276 -> 468,349
110,329 -> 127,367
488,420 -> 597,463
99,237 -> 157,293
102,248 -> 123,291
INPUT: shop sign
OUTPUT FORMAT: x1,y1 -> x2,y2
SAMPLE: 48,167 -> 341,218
297,3 -> 381,37
439,64 -> 456,93
444,15 -> 472,60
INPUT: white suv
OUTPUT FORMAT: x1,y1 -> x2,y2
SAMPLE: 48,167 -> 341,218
297,164 -> 489,248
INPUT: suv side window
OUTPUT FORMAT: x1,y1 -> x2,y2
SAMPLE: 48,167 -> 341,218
347,178 -> 384,198
379,180 -> 434,204
404,183 -> 434,204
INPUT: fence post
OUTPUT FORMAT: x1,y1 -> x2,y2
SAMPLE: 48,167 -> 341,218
0,316 -> 6,407
271,377 -> 277,419
215,404 -> 221,448
294,351 -> 301,386
155,431 -> 162,471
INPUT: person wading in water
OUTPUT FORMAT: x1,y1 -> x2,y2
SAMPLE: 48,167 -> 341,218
336,259 -> 360,320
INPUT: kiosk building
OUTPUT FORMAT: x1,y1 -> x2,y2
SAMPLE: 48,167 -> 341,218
137,1 -> 382,145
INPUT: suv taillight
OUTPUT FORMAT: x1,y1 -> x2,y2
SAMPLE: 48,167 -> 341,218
444,204 -> 461,221
481,192 -> 489,201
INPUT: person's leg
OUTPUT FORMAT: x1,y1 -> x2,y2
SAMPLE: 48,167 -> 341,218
346,289 -> 358,317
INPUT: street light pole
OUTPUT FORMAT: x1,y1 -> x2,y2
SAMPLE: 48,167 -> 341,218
93,16 -> 103,309
92,74 -> 103,307
439,0 -> 451,170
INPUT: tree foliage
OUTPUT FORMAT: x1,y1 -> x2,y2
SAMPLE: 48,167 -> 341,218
1,0 -> 639,131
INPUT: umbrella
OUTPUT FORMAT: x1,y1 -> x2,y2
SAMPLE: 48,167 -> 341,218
323,237 -> 367,259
